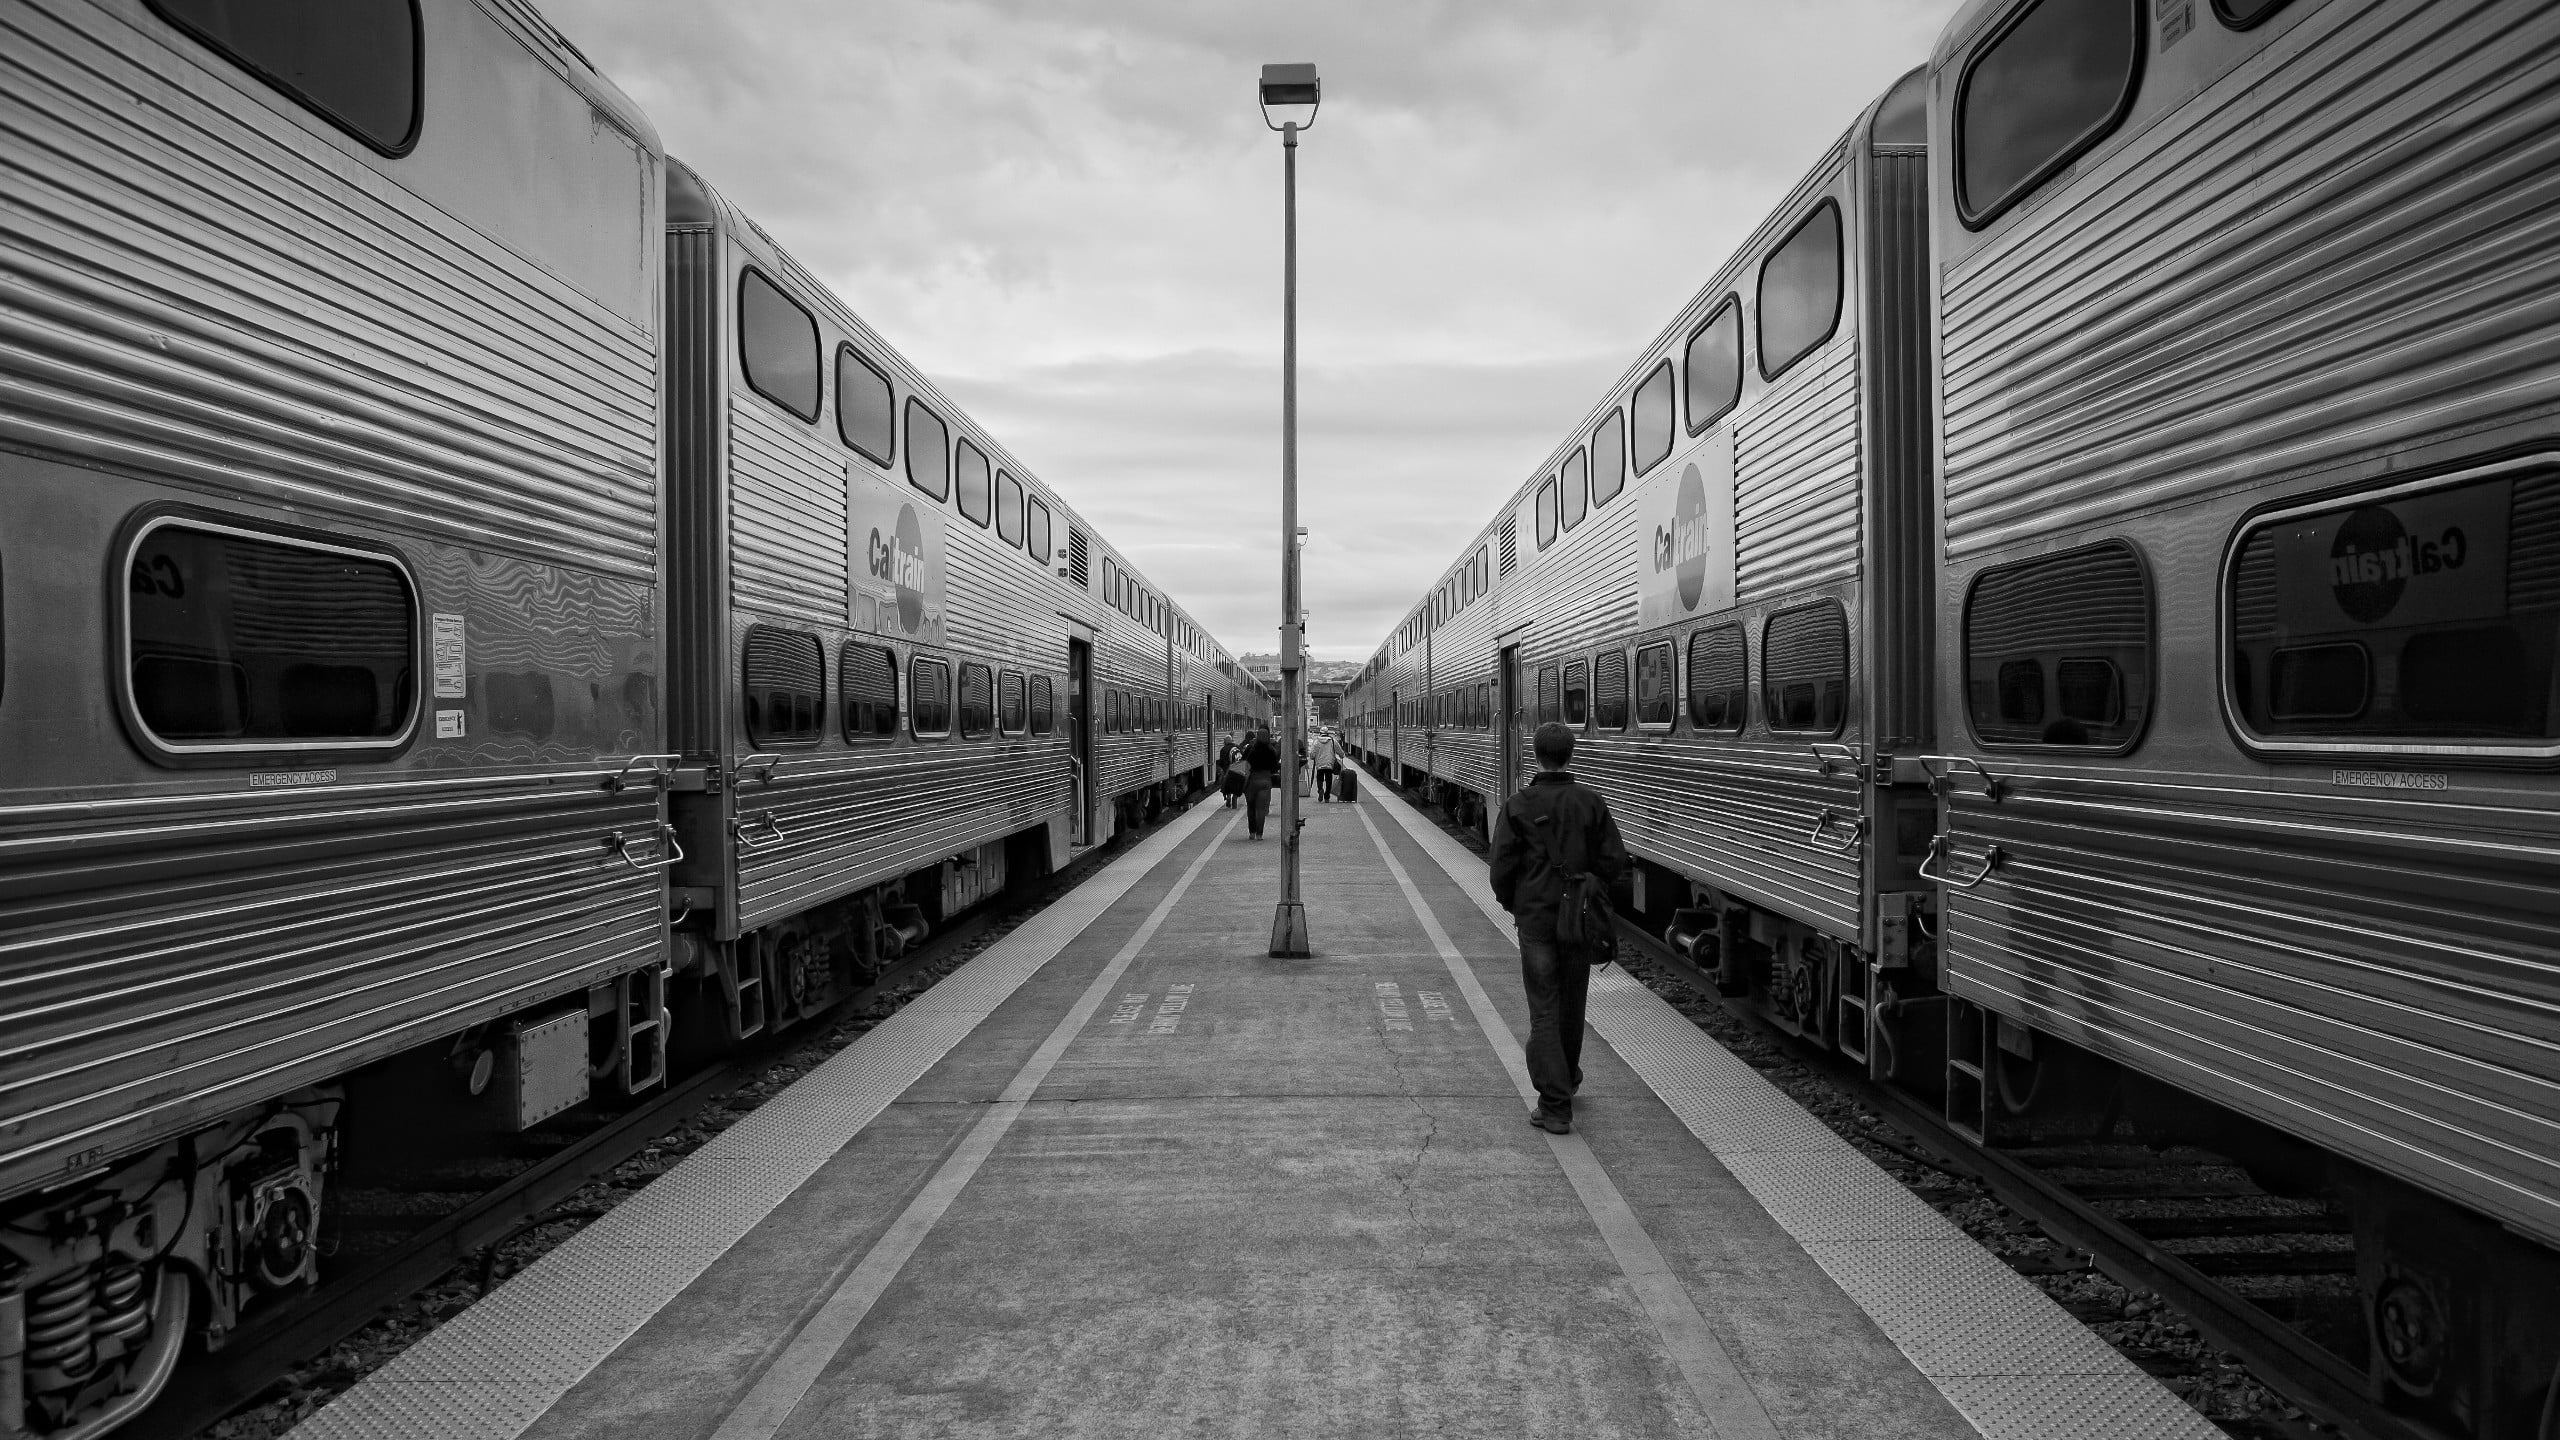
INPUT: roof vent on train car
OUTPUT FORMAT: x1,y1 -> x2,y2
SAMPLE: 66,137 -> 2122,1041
1500,514 -> 1519,575
1068,528 -> 1090,588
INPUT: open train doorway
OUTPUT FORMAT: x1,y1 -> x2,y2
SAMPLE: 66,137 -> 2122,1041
1068,638 -> 1093,846
1499,643 -> 1523,800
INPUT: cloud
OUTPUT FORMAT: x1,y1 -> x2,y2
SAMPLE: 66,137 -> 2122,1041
548,0 -> 1965,658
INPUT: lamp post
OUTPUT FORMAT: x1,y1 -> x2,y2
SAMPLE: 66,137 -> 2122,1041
1261,62 -> 1317,958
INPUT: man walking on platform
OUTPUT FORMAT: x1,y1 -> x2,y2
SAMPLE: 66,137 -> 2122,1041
1309,730 -> 1339,801
1488,722 -> 1628,1135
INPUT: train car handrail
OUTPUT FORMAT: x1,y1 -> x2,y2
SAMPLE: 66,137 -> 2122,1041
603,753 -> 681,793
1808,807 -> 1867,852
1916,754 -> 2005,801
1809,742 -> 1865,780
605,824 -> 686,872
1917,834 -> 2004,890
735,753 -> 782,786
733,812 -> 788,851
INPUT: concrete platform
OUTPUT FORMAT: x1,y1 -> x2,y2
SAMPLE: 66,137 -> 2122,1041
294,784 -> 2216,1440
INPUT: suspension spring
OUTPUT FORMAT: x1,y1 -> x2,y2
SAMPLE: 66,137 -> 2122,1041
24,1271 -> 92,1376
91,1265 -> 150,1349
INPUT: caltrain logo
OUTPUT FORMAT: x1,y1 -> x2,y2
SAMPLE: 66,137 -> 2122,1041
1652,463 -> 1711,611
868,504 -> 930,632
2328,504 -> 2465,623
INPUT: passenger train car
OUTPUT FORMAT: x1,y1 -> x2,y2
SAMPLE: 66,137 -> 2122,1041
1347,1 -> 2560,1433
0,1 -> 1249,1435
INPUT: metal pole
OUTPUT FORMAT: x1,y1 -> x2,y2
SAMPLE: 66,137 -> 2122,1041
1270,120 -> 1311,957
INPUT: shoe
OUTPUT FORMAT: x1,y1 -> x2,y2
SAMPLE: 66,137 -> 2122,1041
1528,1106 -> 1571,1135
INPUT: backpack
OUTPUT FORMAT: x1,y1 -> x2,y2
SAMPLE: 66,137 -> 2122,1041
1524,806 -> 1617,969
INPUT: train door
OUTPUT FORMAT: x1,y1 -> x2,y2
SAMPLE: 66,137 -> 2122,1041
1499,643 -> 1523,799
1068,639 -> 1093,846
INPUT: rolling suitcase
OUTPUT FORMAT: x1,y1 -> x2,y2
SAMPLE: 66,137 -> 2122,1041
1335,767 -> 1357,802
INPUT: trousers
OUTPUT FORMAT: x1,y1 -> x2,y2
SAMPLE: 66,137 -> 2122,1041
1245,772 -> 1274,836
1519,927 -> 1588,1115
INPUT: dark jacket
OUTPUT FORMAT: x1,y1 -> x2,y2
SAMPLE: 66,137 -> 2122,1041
1489,771 -> 1630,937
1242,737 -> 1280,774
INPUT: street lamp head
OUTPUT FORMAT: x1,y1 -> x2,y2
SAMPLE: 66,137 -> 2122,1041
1259,62 -> 1320,132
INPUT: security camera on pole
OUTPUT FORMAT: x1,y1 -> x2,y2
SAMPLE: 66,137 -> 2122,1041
1260,62 -> 1317,958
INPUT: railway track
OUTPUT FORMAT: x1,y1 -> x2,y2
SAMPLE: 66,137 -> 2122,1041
144,796 -> 1205,1440
1387,780 -> 2399,1440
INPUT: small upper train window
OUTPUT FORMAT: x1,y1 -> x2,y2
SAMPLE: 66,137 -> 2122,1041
1686,299 -> 1744,434
904,399 -> 950,501
1592,410 -> 1628,509
1630,361 -> 1676,475
1561,447 -> 1589,533
955,439 -> 993,527
1956,0 -> 2144,227
1536,477 -> 1561,550
739,271 -> 821,422
996,471 -> 1024,547
1758,202 -> 1843,380
836,347 -> 895,465
151,0 -> 421,155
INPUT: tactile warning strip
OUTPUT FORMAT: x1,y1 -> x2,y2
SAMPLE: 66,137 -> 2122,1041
1367,785 -> 2220,1440
292,804 -> 1224,1440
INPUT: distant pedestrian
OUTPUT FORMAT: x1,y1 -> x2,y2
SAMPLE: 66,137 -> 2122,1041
1488,722 -> 1629,1135
1310,732 -> 1340,801
1218,736 -> 1245,808
1242,728 -> 1281,839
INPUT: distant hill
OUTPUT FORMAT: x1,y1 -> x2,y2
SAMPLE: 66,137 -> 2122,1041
1238,654 -> 1362,685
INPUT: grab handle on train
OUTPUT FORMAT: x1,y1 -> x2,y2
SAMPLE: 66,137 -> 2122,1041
1918,834 -> 2005,890
603,753 -> 680,793
1808,807 -> 1867,851
736,753 -> 782,786
1809,742 -> 1864,780
1916,754 -> 2006,801
734,811 -> 788,851
606,824 -> 686,872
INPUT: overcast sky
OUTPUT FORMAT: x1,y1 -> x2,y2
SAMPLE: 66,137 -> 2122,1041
550,0 -> 1967,663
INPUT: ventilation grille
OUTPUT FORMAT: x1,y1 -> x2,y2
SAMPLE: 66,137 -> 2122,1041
1068,528 -> 1090,588
1499,515 -> 1519,575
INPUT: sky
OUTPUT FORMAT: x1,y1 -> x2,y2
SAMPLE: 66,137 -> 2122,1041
549,0 -> 1968,663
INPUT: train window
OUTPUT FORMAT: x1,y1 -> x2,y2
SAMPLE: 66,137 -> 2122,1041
1685,299 -> 1744,434
742,625 -> 825,747
835,346 -> 895,466
123,519 -> 416,753
1537,666 -> 1559,725
1761,601 -> 1848,734
1536,477 -> 1560,550
957,662 -> 993,738
149,0 -> 420,156
738,271 -> 821,422
1593,650 -> 1629,731
1030,675 -> 1055,735
1634,642 -> 1676,730
1955,0 -> 2143,228
903,399 -> 950,501
1562,661 -> 1590,728
1963,543 -> 2153,749
838,640 -> 899,740
1028,499 -> 1054,570
996,472 -> 1024,547
955,440 -> 993,527
1592,410 -> 1628,509
2227,467 -> 2560,751
2212,0 -> 2294,26
1630,361 -> 1676,476
1686,625 -> 1747,733
1562,448 -> 1589,532
908,655 -> 952,737
1758,202 -> 1843,381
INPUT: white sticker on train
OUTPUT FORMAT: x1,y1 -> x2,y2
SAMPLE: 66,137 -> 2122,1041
433,612 -> 467,698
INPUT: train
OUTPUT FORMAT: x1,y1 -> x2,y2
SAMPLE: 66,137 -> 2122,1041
1342,1 -> 2560,1435
0,1 -> 1265,1434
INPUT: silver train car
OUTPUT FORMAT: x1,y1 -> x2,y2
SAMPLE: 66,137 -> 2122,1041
0,2 -> 1244,1434
1349,0 -> 2560,1431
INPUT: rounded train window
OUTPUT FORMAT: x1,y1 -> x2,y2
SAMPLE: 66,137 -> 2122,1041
957,662 -> 993,737
908,655 -> 952,737
122,517 -> 418,757
904,399 -> 951,502
150,0 -> 421,155
1030,675 -> 1056,735
836,346 -> 895,465
1757,202 -> 1843,381
743,625 -> 825,746
738,271 -> 821,421
2225,463 -> 2560,755
1685,299 -> 1744,435
839,640 -> 898,740
1955,0 -> 2144,228
1965,542 -> 2151,750
1686,625 -> 1747,734
1761,601 -> 1848,735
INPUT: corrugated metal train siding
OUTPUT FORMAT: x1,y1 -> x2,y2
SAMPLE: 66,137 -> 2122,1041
0,2 -> 656,576
1940,0 -> 2560,557
0,776 -> 664,1200
1737,342 -> 1862,600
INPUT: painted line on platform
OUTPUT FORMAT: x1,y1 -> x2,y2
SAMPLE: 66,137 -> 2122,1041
1352,804 -> 1784,1440
292,801 -> 1228,1440
1363,781 -> 2218,1440
708,808 -> 1245,1440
